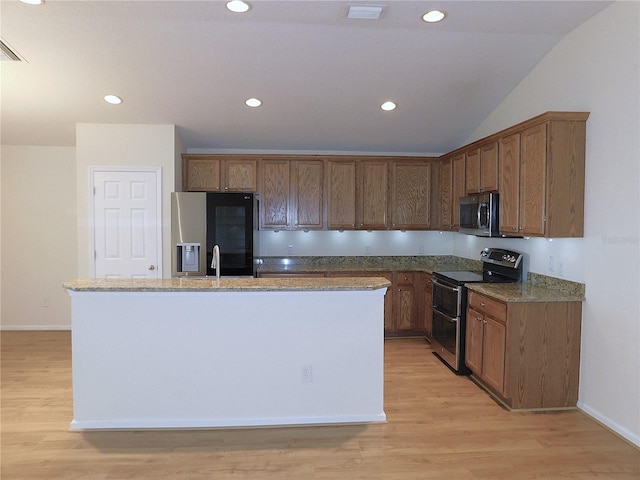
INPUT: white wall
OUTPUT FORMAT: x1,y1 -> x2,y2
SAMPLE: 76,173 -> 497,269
0,145 -> 77,329
456,1 -> 640,445
75,124 -> 179,278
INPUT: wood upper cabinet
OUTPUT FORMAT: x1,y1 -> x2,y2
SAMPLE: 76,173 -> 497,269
260,159 -> 290,230
390,160 -> 431,230
499,116 -> 586,237
183,155 -> 220,191
291,160 -> 324,230
222,157 -> 258,192
326,160 -> 356,229
467,290 -> 582,410
438,157 -> 453,230
498,133 -> 521,234
182,155 -> 257,192
465,141 -> 498,194
357,160 -> 389,230
451,153 -> 466,230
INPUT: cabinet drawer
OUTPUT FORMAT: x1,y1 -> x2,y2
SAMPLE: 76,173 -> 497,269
395,272 -> 414,285
468,292 -> 506,321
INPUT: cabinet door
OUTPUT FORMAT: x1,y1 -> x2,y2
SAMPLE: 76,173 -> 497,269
260,159 -> 290,230
183,157 -> 220,191
482,316 -> 507,394
451,153 -> 465,230
358,160 -> 389,229
499,133 -> 521,235
222,158 -> 257,192
394,286 -> 414,331
391,162 -> 431,230
480,142 -> 499,192
327,160 -> 356,229
465,308 -> 484,374
465,148 -> 480,194
292,160 -> 324,230
519,124 -> 547,236
439,158 -> 452,231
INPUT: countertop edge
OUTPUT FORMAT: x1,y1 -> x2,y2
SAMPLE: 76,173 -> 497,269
466,283 -> 585,303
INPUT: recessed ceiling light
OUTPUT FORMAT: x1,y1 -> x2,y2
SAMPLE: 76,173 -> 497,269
380,101 -> 397,111
245,97 -> 262,107
104,94 -> 123,105
226,1 -> 251,13
19,0 -> 44,5
422,10 -> 446,23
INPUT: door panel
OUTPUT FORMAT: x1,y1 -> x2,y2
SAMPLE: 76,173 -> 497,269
93,169 -> 161,278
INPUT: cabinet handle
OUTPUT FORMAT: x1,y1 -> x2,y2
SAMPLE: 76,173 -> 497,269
480,302 -> 486,307
483,319 -> 487,324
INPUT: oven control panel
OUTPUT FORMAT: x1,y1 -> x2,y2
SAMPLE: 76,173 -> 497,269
480,248 -> 523,269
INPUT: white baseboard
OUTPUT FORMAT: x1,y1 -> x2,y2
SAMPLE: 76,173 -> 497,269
577,401 -> 640,447
1,325 -> 71,331
69,413 -> 387,431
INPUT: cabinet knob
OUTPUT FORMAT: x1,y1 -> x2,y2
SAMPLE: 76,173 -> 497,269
148,265 -> 155,271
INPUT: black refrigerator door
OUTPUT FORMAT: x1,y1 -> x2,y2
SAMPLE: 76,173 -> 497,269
206,193 -> 255,276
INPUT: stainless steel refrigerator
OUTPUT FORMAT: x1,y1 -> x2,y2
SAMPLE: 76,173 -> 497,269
171,192 -> 259,277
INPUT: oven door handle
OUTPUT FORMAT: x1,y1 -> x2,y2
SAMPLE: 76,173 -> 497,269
432,305 -> 459,323
432,278 -> 460,293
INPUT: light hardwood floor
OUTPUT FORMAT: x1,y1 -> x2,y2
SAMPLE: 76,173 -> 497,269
1,331 -> 638,479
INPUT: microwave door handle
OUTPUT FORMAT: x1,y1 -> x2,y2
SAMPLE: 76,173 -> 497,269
477,202 -> 483,227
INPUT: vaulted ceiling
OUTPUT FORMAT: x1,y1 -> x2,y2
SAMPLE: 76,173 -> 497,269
1,0 -> 611,153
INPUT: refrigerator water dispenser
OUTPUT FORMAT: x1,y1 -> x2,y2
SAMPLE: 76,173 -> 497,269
176,243 -> 201,273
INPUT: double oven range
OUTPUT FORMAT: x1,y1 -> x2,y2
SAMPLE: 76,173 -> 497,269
431,248 -> 524,374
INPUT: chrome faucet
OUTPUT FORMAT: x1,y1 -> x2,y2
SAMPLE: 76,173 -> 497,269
211,244 -> 221,279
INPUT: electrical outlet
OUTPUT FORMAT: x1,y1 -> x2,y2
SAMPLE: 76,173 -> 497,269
418,245 -> 425,254
41,297 -> 50,308
365,245 -> 372,255
558,261 -> 564,277
548,256 -> 554,272
301,365 -> 313,383
288,244 -> 293,254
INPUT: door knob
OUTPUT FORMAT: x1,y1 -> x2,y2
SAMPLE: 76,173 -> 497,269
148,265 -> 155,271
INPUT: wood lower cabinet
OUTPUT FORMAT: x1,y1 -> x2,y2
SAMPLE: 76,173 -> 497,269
466,290 -> 582,410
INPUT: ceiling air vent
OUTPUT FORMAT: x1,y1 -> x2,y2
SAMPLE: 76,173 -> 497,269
0,39 -> 22,62
347,5 -> 385,20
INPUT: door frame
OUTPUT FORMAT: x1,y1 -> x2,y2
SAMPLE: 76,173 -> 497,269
88,166 -> 163,278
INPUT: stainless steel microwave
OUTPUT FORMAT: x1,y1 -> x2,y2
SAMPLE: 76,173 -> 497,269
459,192 -> 500,237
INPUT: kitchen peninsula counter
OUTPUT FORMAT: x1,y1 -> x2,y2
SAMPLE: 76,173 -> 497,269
63,276 -> 391,292
64,276 -> 389,430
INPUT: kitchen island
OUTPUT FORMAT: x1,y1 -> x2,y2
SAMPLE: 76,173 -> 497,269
63,276 -> 390,430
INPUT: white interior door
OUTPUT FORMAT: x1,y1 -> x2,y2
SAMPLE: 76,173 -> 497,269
92,168 -> 162,278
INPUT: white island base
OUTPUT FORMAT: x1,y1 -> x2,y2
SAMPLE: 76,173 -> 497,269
66,279 -> 388,430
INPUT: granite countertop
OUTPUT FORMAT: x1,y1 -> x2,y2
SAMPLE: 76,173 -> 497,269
63,277 -> 392,292
466,280 -> 585,303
